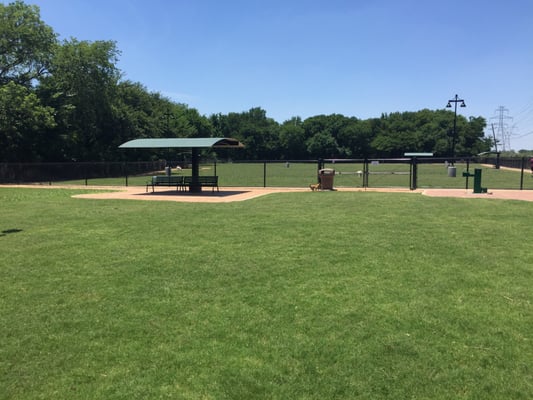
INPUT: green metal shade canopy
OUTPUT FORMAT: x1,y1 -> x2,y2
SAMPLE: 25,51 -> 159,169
119,137 -> 244,149
119,137 -> 244,192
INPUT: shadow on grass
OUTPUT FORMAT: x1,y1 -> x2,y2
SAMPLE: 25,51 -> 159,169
1,228 -> 23,237
136,190 -> 251,198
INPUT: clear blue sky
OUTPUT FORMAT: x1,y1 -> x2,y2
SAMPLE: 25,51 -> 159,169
28,0 -> 533,150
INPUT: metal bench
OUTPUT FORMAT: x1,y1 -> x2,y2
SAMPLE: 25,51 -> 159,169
182,176 -> 219,192
146,175 -> 219,192
146,175 -> 184,192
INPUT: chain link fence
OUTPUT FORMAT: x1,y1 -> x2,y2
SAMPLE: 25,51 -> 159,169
1,157 -> 532,190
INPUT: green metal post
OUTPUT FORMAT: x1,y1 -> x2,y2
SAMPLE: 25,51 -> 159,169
190,148 -> 201,192
472,168 -> 487,194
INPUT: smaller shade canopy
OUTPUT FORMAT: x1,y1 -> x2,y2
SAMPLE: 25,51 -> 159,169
404,152 -> 433,157
119,137 -> 244,149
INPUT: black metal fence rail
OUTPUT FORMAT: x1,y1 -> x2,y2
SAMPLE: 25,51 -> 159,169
0,161 -> 165,184
477,156 -> 528,170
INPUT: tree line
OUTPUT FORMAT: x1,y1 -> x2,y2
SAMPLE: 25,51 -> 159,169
1,1 -> 491,163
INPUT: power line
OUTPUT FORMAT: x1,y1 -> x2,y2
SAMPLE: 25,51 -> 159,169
514,98 -> 533,119
514,130 -> 533,138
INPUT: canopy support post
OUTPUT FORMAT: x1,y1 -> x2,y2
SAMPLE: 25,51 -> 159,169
190,148 -> 202,192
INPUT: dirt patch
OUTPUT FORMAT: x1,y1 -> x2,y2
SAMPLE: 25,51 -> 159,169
3,184 -> 533,203
72,186 -> 420,202
70,187 -> 533,203
421,188 -> 533,202
74,186 -> 306,203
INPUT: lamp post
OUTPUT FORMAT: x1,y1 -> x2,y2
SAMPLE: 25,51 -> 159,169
446,94 -> 466,164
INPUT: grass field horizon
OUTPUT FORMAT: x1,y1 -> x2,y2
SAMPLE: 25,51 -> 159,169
1,187 -> 532,399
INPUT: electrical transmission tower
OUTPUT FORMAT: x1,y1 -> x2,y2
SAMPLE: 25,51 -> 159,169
491,106 -> 513,151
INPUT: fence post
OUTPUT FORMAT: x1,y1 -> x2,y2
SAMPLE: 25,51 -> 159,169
410,157 -> 418,190
363,158 -> 369,188
263,161 -> 267,187
84,163 -> 88,186
520,157 -> 525,190
465,159 -> 470,190
124,162 -> 128,187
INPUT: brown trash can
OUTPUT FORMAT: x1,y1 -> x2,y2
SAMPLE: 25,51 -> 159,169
318,168 -> 335,190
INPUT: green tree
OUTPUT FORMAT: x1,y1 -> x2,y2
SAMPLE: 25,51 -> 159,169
370,110 -> 489,158
39,39 -> 121,160
155,101 -> 212,139
113,81 -> 160,139
181,106 -> 213,138
0,1 -> 56,86
211,107 -> 279,160
0,81 -> 55,161
306,131 -> 338,158
336,118 -> 373,158
371,112 -> 418,156
458,116 -> 490,156
110,81 -> 162,161
0,0 -> 58,161
241,107 -> 279,159
111,83 -> 214,161
302,115 -> 341,158
279,117 -> 306,159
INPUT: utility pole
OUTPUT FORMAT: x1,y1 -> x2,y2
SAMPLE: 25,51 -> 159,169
162,107 -> 175,136
491,106 -> 512,152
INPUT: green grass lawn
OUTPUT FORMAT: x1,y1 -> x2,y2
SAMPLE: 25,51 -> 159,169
57,161 -> 533,190
1,187 -> 532,399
